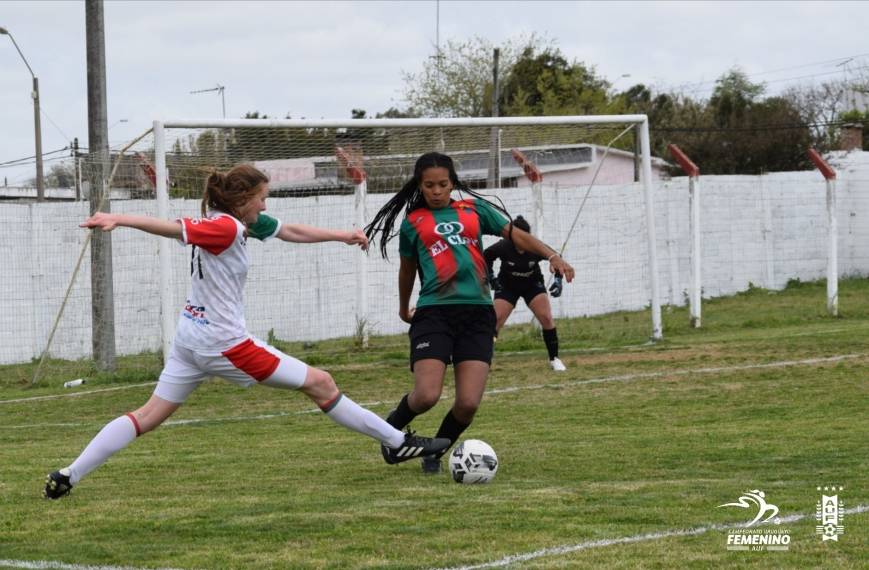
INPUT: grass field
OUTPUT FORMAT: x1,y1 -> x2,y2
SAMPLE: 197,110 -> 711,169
1,279 -> 866,569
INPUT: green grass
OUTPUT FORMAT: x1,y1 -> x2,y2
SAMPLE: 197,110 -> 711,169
0,279 -> 867,568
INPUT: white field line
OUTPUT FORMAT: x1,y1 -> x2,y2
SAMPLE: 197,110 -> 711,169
0,354 -> 862,431
485,353 -> 863,396
1,339 -> 860,406
5,316 -> 868,408
5,506 -> 864,570
431,505 -> 869,570
0,560 -> 188,570
0,342 -> 662,406
0,383 -> 156,405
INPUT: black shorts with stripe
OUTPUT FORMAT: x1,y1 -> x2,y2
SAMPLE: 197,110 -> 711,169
409,304 -> 496,370
494,280 -> 548,307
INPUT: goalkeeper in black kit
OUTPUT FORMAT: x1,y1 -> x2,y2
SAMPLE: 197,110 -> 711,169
484,215 -> 567,371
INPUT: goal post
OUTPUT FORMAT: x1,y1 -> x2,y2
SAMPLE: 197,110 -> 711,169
149,115 -> 664,353
807,148 -> 838,317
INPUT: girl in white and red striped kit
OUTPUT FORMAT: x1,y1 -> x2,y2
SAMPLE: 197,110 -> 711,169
44,164 -> 448,499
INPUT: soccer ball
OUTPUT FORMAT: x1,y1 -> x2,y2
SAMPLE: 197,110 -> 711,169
449,439 -> 498,484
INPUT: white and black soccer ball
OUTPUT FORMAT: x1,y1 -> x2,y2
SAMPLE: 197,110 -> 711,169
449,439 -> 498,484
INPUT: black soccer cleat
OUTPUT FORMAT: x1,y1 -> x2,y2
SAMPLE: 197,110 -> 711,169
421,454 -> 442,474
44,468 -> 73,500
382,431 -> 450,465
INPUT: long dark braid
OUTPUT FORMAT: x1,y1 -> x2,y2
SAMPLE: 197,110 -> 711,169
365,152 -> 511,259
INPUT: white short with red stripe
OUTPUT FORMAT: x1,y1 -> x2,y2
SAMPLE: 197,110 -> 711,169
155,336 -> 308,403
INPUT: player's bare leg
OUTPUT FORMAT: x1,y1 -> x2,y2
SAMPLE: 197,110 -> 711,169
493,298 -> 515,337
528,293 -> 564,371
423,360 -> 489,474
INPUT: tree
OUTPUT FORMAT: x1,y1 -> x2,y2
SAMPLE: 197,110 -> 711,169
47,162 -> 75,188
783,80 -> 854,151
648,69 -> 812,174
618,84 -> 707,165
401,34 -> 548,117
374,107 -> 420,119
708,69 -> 765,126
500,46 -> 611,116
613,68 -> 815,174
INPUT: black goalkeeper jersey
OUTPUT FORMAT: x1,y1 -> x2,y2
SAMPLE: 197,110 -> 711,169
484,239 -> 545,288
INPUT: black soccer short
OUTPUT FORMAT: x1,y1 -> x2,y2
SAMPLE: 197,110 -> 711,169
408,305 -> 496,370
494,280 -> 548,307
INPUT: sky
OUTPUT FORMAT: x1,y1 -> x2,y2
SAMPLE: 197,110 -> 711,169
2,0 -> 868,185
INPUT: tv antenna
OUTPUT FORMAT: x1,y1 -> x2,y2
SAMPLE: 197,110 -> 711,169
190,84 -> 226,118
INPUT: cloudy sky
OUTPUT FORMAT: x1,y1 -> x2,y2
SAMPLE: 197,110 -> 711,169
2,0 -> 867,185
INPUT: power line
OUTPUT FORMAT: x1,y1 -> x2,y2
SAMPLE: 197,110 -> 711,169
684,65 -> 869,98
669,52 -> 869,92
0,147 -> 70,168
39,107 -> 73,142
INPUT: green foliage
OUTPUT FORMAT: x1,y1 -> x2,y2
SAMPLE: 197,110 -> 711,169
400,34 -> 548,117
500,46 -> 612,117
630,67 -> 814,174
709,69 -> 766,126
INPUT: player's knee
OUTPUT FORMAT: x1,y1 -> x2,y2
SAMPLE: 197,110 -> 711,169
130,398 -> 177,434
304,368 -> 338,398
539,315 -> 555,329
412,389 -> 441,412
452,397 -> 480,422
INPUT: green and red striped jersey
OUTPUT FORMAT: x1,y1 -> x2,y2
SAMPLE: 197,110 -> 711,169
399,198 -> 508,307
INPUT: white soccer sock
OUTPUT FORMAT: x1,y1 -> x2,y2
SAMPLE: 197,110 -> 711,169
322,394 -> 405,448
67,414 -> 138,485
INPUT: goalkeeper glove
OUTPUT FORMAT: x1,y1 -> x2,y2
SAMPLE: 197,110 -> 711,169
488,272 -> 502,293
549,273 -> 563,298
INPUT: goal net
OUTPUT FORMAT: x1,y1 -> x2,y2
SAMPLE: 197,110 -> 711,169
16,116 -> 663,387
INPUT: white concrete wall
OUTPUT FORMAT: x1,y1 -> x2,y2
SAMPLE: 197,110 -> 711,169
516,152 -> 667,188
2,152 -> 868,364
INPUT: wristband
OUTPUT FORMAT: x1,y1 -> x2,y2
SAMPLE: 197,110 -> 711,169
547,253 -> 559,262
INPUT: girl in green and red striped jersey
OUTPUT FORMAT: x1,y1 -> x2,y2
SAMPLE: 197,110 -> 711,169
365,152 -> 575,473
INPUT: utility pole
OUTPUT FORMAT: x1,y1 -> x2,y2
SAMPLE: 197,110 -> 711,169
86,0 -> 116,370
487,48 -> 501,189
72,137 -> 81,200
0,27 -> 45,201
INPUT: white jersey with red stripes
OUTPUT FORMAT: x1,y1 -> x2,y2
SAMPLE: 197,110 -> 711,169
174,211 -> 255,354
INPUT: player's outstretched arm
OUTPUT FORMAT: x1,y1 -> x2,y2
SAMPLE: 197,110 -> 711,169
81,212 -> 182,239
501,223 -> 575,282
277,224 -> 368,250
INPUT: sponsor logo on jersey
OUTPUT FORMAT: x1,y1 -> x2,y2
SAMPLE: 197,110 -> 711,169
182,302 -> 209,325
434,221 -> 464,236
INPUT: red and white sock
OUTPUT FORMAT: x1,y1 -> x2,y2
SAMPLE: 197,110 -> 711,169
67,413 -> 140,485
321,393 -> 404,448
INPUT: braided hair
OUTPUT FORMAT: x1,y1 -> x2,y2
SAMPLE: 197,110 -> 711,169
365,152 -> 510,259
512,214 -> 531,233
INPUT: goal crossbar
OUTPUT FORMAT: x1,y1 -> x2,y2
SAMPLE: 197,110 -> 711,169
162,115 -> 650,130
151,115 -> 663,360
